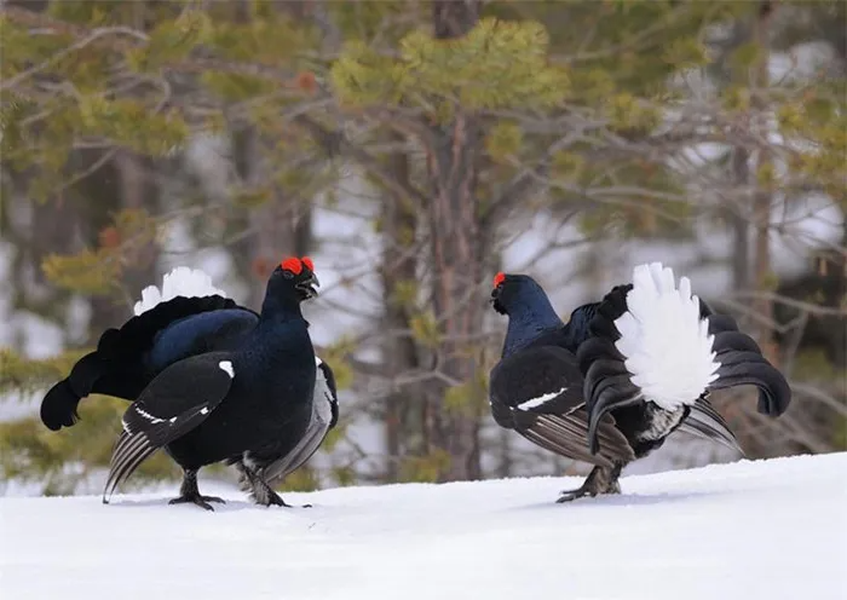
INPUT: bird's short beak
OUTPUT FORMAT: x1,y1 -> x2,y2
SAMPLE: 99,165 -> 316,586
297,273 -> 320,299
489,285 -> 509,315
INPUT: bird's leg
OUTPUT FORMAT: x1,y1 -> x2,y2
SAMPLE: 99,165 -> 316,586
236,462 -> 311,509
168,469 -> 226,511
556,463 -> 623,503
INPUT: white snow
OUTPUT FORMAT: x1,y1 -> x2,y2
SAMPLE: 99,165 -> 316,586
1,453 -> 844,600
616,262 -> 719,410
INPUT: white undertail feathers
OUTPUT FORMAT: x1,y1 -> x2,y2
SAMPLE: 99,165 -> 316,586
133,267 -> 227,316
614,262 -> 720,411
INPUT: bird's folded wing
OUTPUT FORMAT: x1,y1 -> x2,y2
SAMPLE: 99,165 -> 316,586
261,358 -> 338,486
103,352 -> 235,502
317,358 -> 340,429
520,410 -> 635,468
261,417 -> 332,486
489,345 -> 635,467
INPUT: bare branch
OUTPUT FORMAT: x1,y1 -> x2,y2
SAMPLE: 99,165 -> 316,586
293,114 -> 430,206
56,147 -> 119,193
732,291 -> 847,317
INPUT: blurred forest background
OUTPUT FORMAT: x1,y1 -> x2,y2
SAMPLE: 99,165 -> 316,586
0,0 -> 844,497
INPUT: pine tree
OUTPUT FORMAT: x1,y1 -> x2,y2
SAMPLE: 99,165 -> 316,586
1,1 -> 843,492
0,1 -> 338,492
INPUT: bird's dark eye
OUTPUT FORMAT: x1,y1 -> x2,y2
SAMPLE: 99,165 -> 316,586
283,270 -> 294,279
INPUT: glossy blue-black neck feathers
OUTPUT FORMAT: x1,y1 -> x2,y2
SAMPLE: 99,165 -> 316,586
259,280 -> 304,320
500,278 -> 564,357
239,317 -> 313,367
237,308 -> 315,390
235,270 -> 314,374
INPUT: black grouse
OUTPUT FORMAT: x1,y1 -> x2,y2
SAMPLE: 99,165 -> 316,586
40,257 -> 338,509
488,262 -> 791,503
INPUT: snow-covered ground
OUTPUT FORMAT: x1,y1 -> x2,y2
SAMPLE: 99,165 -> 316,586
2,452 -> 844,600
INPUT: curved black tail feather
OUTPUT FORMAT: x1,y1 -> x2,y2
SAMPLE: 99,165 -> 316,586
678,397 -> 744,456
40,352 -> 105,431
577,288 -> 791,456
40,294 -> 242,432
705,313 -> 792,417
710,350 -> 791,417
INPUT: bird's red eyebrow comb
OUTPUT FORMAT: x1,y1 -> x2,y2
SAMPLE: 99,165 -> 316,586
493,272 -> 505,288
281,257 -> 303,274
301,256 -> 314,271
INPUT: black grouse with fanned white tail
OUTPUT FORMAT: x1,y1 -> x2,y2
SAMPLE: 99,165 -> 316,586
488,263 -> 791,502
40,258 -> 339,509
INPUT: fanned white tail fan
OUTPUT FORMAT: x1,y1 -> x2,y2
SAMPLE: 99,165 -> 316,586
614,262 -> 720,410
134,267 -> 228,316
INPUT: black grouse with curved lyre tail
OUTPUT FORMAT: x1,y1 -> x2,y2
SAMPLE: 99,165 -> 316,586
488,263 -> 791,503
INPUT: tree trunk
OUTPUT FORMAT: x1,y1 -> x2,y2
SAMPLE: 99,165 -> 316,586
380,133 -> 423,482
229,1 -> 312,308
424,0 -> 484,482
231,126 -> 311,308
73,150 -> 159,340
115,150 -> 159,299
750,1 -> 776,361
730,148 -> 750,291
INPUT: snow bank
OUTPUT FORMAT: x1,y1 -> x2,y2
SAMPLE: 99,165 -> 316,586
1,452 -> 844,600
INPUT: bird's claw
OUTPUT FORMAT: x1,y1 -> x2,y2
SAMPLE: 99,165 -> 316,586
556,485 -> 615,503
556,487 -> 591,503
265,491 -> 311,509
168,494 -> 226,511
555,465 -> 621,504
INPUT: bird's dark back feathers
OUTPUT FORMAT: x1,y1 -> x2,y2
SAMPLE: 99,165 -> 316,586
147,309 -> 257,370
40,294 -> 255,431
559,302 -> 603,351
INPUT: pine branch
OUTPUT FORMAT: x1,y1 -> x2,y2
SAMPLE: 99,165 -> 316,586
0,25 -> 146,92
1,5 -> 300,86
483,130 -> 589,229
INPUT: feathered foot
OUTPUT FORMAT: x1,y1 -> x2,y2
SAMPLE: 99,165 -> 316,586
168,469 -> 225,511
236,462 -> 311,508
556,463 -> 623,503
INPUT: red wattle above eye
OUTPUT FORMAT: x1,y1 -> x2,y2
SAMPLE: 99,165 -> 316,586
281,257 -> 303,275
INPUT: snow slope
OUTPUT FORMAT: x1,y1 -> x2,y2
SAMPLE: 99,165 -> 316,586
1,453 -> 845,600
